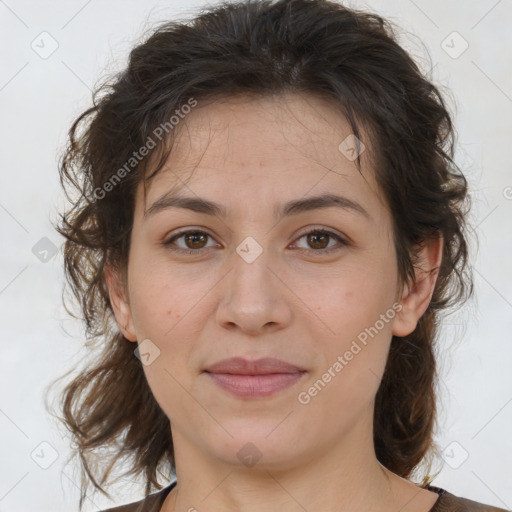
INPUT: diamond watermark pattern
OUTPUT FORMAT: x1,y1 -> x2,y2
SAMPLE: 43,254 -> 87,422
31,31 -> 59,59
236,236 -> 263,264
32,237 -> 58,263
338,134 -> 365,161
237,442 -> 263,467
441,31 -> 469,59
30,441 -> 59,469
134,338 -> 161,366
441,440 -> 469,469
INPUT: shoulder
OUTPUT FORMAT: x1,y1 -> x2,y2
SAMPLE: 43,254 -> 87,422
429,485 -> 509,512
96,482 -> 175,512
96,493 -> 159,512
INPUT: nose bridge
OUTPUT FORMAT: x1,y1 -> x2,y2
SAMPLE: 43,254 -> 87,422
216,233 -> 289,333
230,234 -> 274,295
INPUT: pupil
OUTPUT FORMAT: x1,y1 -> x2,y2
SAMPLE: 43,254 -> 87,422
186,232 -> 206,248
309,232 -> 327,249
183,232 -> 329,250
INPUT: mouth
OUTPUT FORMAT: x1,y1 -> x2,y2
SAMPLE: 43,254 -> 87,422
203,357 -> 307,398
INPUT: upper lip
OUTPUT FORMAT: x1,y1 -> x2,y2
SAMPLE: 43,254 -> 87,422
204,357 -> 306,375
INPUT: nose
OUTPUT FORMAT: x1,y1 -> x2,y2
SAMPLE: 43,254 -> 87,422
215,245 -> 293,336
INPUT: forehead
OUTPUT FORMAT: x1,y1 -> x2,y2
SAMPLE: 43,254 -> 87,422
139,92 -> 387,218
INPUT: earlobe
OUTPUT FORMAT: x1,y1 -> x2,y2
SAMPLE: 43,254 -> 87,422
104,263 -> 137,342
392,234 -> 443,338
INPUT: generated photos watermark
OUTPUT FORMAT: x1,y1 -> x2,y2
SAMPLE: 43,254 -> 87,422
90,97 -> 198,201
297,301 -> 403,405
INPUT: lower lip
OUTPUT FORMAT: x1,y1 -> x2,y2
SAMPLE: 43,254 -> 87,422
206,372 -> 306,398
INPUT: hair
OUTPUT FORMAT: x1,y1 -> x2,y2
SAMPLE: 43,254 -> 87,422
46,0 -> 474,508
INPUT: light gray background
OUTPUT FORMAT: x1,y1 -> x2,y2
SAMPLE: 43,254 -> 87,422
1,1 -> 511,510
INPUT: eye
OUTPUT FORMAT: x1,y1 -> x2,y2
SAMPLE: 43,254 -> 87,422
292,228 -> 347,254
163,227 -> 348,255
164,229 -> 219,255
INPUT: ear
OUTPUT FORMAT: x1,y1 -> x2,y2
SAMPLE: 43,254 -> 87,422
392,233 -> 443,337
104,263 -> 137,342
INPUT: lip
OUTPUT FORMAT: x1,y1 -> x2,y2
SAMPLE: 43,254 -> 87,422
204,356 -> 305,375
203,357 -> 307,398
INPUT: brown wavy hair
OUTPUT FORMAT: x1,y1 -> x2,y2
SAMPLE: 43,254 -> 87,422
45,0 -> 474,508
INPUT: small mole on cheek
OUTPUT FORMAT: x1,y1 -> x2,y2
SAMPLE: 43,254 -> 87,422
166,309 -> 181,320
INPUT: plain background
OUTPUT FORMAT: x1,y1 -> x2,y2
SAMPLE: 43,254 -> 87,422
0,0 -> 511,510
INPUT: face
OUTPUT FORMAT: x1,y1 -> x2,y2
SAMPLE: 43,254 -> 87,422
107,92 -> 440,472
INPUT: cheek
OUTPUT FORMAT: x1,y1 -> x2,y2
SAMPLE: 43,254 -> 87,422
300,291 -> 393,421
127,253 -> 200,338
127,255 -> 208,375
129,265 -> 202,422
304,262 -> 397,336
301,259 -> 397,390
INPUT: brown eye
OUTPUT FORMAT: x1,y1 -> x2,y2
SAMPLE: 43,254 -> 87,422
306,232 -> 330,249
183,231 -> 208,249
293,229 -> 347,254
164,228 -> 347,256
164,230 -> 217,254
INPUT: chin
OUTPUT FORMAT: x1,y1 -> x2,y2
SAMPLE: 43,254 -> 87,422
205,429 -> 304,471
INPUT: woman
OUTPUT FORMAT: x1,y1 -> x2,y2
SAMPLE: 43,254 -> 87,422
49,0 -> 507,510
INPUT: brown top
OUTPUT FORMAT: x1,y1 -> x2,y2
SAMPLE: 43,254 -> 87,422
98,481 -> 509,512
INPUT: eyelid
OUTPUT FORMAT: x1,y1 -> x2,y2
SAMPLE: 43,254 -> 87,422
164,227 -> 220,252
293,225 -> 346,241
163,226 -> 349,255
291,226 -> 348,253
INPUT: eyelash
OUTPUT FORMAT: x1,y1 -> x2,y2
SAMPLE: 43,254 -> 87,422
163,228 -> 348,256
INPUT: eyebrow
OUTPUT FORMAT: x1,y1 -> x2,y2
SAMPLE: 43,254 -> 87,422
144,192 -> 370,221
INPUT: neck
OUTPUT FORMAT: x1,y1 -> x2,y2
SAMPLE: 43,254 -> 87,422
161,410 -> 434,512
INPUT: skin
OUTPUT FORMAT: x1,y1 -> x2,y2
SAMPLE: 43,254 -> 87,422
106,92 -> 443,512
